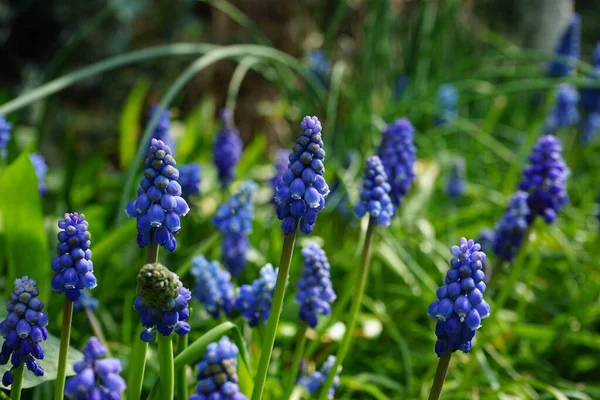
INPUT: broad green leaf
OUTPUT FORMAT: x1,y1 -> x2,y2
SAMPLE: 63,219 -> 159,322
120,78 -> 150,168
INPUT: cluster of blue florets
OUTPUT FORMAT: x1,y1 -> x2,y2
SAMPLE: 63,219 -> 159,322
190,256 -> 236,319
51,213 -> 97,302
213,181 -> 257,276
29,153 -> 48,195
428,238 -> 490,357
355,156 -> 395,227
493,192 -> 530,262
445,159 -> 466,200
236,264 -> 278,327
544,83 -> 580,135
74,290 -> 99,312
436,84 -> 459,125
377,118 -> 417,208
298,356 -> 341,399
306,49 -> 332,88
0,277 -> 48,386
125,138 -> 190,252
274,116 -> 330,235
518,135 -> 569,224
148,104 -> 175,152
580,43 -> 600,144
190,336 -> 247,400
213,109 -> 243,189
547,13 -> 580,77
0,116 -> 11,158
296,243 -> 336,328
64,336 -> 126,399
178,162 -> 202,199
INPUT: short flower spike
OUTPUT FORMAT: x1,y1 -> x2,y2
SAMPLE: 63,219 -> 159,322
547,13 -> 580,77
190,256 -> 236,319
298,356 -> 341,399
213,109 -> 243,189
236,264 -> 278,327
493,191 -> 530,262
355,155 -> 395,226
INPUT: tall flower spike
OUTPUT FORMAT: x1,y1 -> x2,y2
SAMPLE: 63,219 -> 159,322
306,49 -> 332,88
435,84 -> 458,125
580,112 -> 600,145
297,243 -> 336,328
190,256 -> 236,319
236,264 -> 278,327
298,356 -> 341,399
213,181 -> 257,276
51,213 -> 97,302
355,156 -> 395,227
579,44 -> 600,145
213,109 -> 243,189
377,118 -> 417,208
270,149 -> 290,193
178,162 -> 202,199
64,337 -> 126,399
29,153 -> 48,195
493,192 -> 530,262
275,116 -> 330,235
428,238 -> 490,356
190,336 -> 248,400
547,13 -> 581,77
445,159 -> 466,200
543,83 -> 580,135
125,138 -> 190,252
519,135 -> 569,224
0,277 -> 48,386
133,263 -> 191,343
148,105 -> 175,153
0,116 -> 11,158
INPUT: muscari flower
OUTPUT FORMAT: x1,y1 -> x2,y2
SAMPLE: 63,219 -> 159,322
213,109 -> 243,189
213,181 -> 257,276
547,13 -> 580,77
74,290 -> 99,312
435,84 -> 458,125
0,277 -> 48,386
393,74 -> 410,102
297,243 -> 336,328
236,264 -> 278,327
579,44 -> 600,144
355,155 -> 395,227
125,138 -> 190,252
133,263 -> 191,343
148,104 -> 175,153
51,213 -> 97,302
0,116 -> 11,158
544,83 -> 580,135
377,118 -> 417,208
298,356 -> 341,399
476,228 -> 496,256
445,159 -> 466,200
178,162 -> 202,199
270,149 -> 290,193
29,153 -> 48,195
427,238 -> 490,357
274,116 -> 330,235
64,336 -> 126,400
306,49 -> 332,88
190,256 -> 236,319
493,191 -> 530,262
580,112 -> 600,145
190,336 -> 247,400
519,135 -> 569,224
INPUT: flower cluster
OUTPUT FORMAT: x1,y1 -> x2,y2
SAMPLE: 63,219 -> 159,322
213,181 -> 257,276
493,192 -> 530,263
0,116 -> 11,158
0,277 -> 48,386
355,156 -> 395,227
134,263 -> 191,343
213,109 -> 243,189
51,213 -> 97,302
544,83 -> 580,135
394,74 -> 410,101
236,264 -> 278,327
148,104 -> 175,153
306,49 -> 332,87
178,162 -> 202,199
125,138 -> 190,252
428,238 -> 490,357
581,112 -> 600,145
580,43 -> 600,144
435,84 -> 458,125
519,135 -> 569,224
29,153 -> 48,195
190,256 -> 236,319
296,243 -> 336,328
64,337 -> 126,399
547,13 -> 580,77
298,356 -> 341,399
74,290 -> 99,312
377,118 -> 416,208
445,159 -> 466,200
270,149 -> 290,192
274,116 -> 330,235
190,336 -> 247,400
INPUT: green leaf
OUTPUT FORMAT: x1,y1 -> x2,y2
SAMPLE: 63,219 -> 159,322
120,78 -> 150,168
0,334 -> 83,389
93,219 -> 137,267
0,154 -> 50,304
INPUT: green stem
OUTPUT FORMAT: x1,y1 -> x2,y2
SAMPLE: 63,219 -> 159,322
157,335 -> 175,400
54,299 -> 74,400
427,352 -> 452,400
495,224 -> 533,310
127,335 -> 149,400
251,230 -> 298,400
282,324 -> 308,399
317,217 -> 376,400
147,240 -> 159,264
10,364 -> 24,400
175,335 -> 189,400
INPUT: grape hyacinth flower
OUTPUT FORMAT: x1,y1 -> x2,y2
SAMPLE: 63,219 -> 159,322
74,290 -> 99,312
178,162 -> 202,199
428,238 -> 490,356
298,356 -> 341,400
0,277 -> 48,386
29,153 -> 48,195
236,264 -> 278,327
64,337 -> 126,399
0,116 -> 11,158
393,74 -> 410,102
213,181 -> 257,276
125,138 -> 190,252
213,109 -> 243,189
355,155 -> 395,227
493,192 -> 531,263
190,336 -> 247,400
476,229 -> 496,256
580,43 -> 600,114
519,135 -> 569,224
306,49 -> 332,88
377,118 -> 417,208
580,112 -> 600,145
148,104 -> 175,153
435,84 -> 458,125
134,263 -> 191,343
270,149 -> 290,193
297,243 -> 336,328
445,159 -> 466,200
544,83 -> 580,135
274,116 -> 330,235
51,213 -> 97,302
547,13 -> 580,77
190,256 -> 235,319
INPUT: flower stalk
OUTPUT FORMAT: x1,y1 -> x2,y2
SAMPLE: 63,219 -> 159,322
175,335 -> 189,400
54,299 -> 74,400
427,352 -> 452,400
10,364 -> 23,400
157,334 -> 175,400
283,323 -> 308,399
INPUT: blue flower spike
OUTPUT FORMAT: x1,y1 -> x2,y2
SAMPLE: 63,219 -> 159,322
0,277 -> 48,386
428,238 -> 490,356
274,116 -> 330,235
29,153 -> 48,196
544,83 -> 580,135
74,290 -> 99,312
178,162 -> 202,199
236,264 -> 278,327
213,108 -> 243,189
355,155 -> 395,227
436,84 -> 459,125
445,158 -> 466,200
493,191 -> 530,263
547,13 -> 580,77
297,243 -> 336,328
190,256 -> 236,319
298,356 -> 341,399
0,116 -> 11,158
